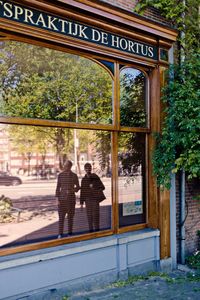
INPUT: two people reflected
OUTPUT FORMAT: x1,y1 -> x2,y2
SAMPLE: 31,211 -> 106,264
55,161 -> 106,238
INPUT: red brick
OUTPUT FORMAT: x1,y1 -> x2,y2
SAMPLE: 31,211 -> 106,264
99,0 -> 172,26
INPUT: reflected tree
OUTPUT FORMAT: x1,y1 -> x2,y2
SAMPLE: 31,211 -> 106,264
0,42 -> 112,123
119,68 -> 147,178
120,69 -> 146,127
95,131 -> 111,176
0,41 -> 113,170
8,125 -> 74,172
118,133 -> 146,179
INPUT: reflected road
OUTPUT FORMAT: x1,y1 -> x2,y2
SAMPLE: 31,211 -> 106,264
0,177 -> 142,203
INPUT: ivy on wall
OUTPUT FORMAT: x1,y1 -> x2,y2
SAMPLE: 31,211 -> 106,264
153,54 -> 200,188
135,0 -> 200,188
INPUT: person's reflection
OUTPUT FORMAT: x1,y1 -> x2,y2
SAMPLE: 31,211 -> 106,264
55,160 -> 80,238
80,163 -> 106,232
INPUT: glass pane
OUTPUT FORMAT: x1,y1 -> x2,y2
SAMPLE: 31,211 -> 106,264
0,124 -> 112,248
0,41 -> 113,124
118,132 -> 146,227
120,68 -> 147,127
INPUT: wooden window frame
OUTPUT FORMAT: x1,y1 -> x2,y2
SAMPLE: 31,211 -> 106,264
0,38 -> 148,255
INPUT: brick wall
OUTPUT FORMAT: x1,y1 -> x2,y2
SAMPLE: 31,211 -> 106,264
176,176 -> 200,258
100,0 -> 138,11
99,0 -> 172,26
185,180 -> 200,254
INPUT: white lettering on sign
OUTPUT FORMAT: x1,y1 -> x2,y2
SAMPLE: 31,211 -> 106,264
3,2 -> 13,18
47,16 -> 59,31
0,0 -> 157,59
35,13 -> 47,28
24,9 -> 34,24
92,29 -> 108,45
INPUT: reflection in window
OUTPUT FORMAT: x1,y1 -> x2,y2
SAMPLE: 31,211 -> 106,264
0,124 -> 112,248
0,41 -> 113,124
118,132 -> 146,227
120,68 -> 147,127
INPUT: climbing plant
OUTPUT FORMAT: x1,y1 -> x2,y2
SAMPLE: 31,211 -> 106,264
153,54 -> 200,188
135,0 -> 199,54
135,0 -> 200,188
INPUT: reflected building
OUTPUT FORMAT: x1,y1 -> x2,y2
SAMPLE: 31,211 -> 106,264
0,124 -> 58,176
0,125 -> 10,172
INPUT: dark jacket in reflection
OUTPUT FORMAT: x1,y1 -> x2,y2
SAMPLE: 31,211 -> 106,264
80,173 -> 105,232
55,170 -> 80,235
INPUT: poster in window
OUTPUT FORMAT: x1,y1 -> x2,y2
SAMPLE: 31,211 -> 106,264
123,201 -> 143,216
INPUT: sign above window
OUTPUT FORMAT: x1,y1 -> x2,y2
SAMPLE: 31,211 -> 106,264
0,0 -> 158,60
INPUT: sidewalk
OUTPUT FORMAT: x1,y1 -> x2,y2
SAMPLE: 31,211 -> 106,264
69,269 -> 200,300
20,266 -> 200,300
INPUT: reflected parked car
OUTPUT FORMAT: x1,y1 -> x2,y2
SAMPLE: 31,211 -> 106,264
0,172 -> 22,186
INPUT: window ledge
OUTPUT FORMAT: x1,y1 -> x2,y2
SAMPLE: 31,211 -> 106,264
0,228 -> 159,271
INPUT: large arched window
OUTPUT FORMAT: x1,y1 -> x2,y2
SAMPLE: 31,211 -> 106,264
0,41 -> 148,253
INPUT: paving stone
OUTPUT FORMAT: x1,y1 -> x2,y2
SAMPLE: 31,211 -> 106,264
16,269 -> 200,300
68,270 -> 200,300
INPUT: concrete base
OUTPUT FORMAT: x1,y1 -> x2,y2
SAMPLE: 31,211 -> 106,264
159,257 -> 173,273
0,229 -> 160,299
129,260 -> 160,275
7,270 -> 119,300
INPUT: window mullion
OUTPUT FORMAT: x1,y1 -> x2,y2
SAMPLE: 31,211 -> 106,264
113,62 -> 120,130
112,131 -> 119,233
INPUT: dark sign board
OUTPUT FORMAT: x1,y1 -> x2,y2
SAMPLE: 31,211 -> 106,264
0,0 -> 158,60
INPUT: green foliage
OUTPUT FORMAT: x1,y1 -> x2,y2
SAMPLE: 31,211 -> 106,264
135,0 -> 185,27
0,41 -> 113,170
118,132 -> 146,179
120,69 -> 146,127
0,41 -> 112,124
135,1 -> 200,188
110,271 -> 188,287
110,274 -> 149,287
95,131 -> 111,176
153,54 -> 200,188
135,0 -> 200,53
0,194 -> 13,222
186,271 -> 200,282
186,251 -> 200,269
118,68 -> 147,179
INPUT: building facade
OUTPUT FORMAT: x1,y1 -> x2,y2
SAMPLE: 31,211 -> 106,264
0,1 -> 180,299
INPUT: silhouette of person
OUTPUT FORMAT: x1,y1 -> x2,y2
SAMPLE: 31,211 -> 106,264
80,163 -> 106,232
55,160 -> 80,238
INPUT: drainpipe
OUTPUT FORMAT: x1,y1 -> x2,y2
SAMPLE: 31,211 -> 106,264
170,172 -> 177,269
169,46 -> 177,269
179,0 -> 186,265
179,170 -> 185,264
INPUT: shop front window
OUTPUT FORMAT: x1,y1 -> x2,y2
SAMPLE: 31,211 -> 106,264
0,40 -> 148,253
